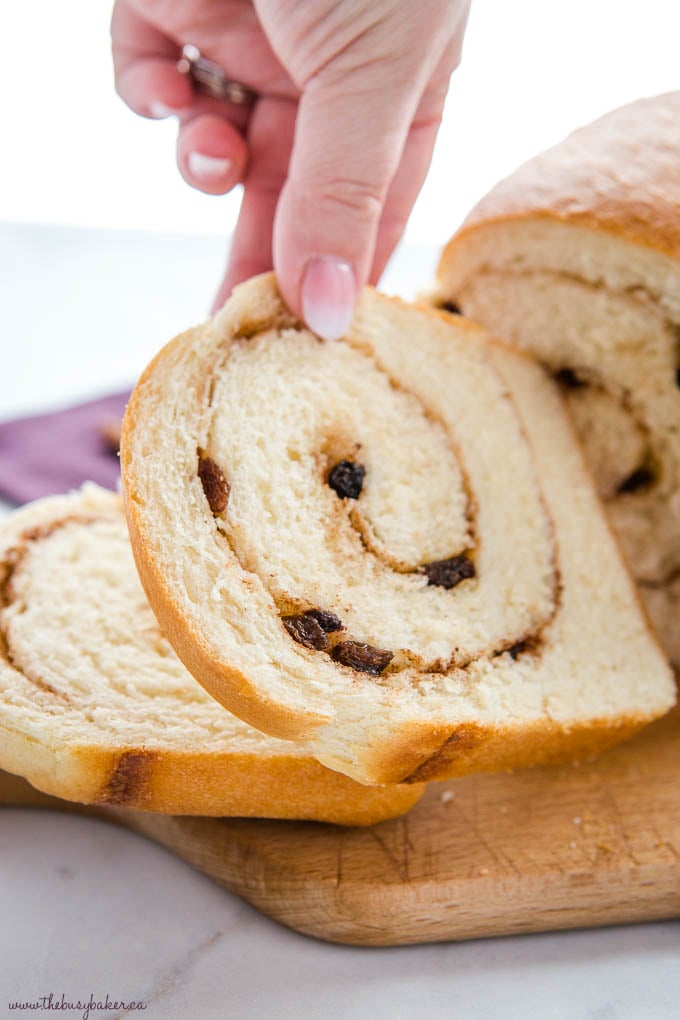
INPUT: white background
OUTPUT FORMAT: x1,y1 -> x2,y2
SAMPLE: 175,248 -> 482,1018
1,6 -> 680,1016
3,0 -> 680,422
2,0 -> 680,243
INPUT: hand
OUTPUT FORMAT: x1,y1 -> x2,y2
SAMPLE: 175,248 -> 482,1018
111,0 -> 470,338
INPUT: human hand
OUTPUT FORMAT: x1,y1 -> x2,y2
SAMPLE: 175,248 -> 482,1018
111,0 -> 470,338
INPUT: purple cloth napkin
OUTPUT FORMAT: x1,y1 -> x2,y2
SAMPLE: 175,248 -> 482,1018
0,391 -> 131,505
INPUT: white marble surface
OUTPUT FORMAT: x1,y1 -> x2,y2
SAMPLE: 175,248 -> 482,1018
2,811 -> 680,1020
1,223 -> 678,1019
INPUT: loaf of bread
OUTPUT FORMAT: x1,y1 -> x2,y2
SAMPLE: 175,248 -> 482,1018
121,273 -> 675,786
0,485 -> 423,823
433,92 -> 680,665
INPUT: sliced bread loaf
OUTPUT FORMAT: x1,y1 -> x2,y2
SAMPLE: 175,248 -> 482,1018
0,485 -> 423,823
121,273 -> 675,786
433,92 -> 680,665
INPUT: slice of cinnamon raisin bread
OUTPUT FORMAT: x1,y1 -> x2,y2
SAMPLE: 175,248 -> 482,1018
433,92 -> 680,666
0,484 -> 423,823
121,273 -> 675,786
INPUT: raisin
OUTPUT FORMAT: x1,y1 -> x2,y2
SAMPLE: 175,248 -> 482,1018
554,368 -> 586,389
508,640 -> 529,660
332,640 -> 393,675
328,460 -> 365,499
283,614 -> 329,651
617,465 -> 654,494
423,555 -> 475,590
198,454 -> 229,514
675,368 -> 680,388
440,300 -> 462,315
304,608 -> 344,633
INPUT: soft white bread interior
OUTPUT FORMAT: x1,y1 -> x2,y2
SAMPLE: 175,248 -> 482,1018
121,273 -> 675,786
434,92 -> 680,665
0,485 -> 424,823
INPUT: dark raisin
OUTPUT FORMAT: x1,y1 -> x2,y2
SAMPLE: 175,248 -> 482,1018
675,368 -> 680,388
508,640 -> 529,660
617,465 -> 654,494
198,454 -> 229,514
304,608 -> 344,633
440,300 -> 462,315
423,555 -> 475,590
283,614 -> 329,651
328,460 -> 365,499
554,368 -> 586,390
332,640 -> 393,675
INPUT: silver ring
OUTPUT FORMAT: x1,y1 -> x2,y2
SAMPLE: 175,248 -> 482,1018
178,44 -> 256,106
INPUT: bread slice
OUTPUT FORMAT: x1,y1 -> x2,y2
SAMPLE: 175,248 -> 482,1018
121,273 -> 675,786
433,91 -> 680,665
0,484 -> 424,823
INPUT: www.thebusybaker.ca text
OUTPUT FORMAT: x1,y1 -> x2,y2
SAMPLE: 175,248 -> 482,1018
8,992 -> 148,1019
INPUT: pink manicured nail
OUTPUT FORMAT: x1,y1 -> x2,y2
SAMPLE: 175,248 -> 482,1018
187,152 -> 233,179
301,256 -> 355,342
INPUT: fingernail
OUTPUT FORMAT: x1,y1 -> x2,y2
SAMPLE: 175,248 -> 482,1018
188,152 -> 233,180
301,256 -> 355,342
149,101 -> 177,119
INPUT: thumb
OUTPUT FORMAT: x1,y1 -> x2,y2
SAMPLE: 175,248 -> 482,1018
273,55 -> 433,340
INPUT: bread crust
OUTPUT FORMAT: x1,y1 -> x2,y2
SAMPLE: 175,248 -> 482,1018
363,713 -> 651,785
440,91 -> 680,268
0,729 -> 423,823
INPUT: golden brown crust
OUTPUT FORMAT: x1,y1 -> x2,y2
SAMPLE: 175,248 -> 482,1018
443,91 -> 680,264
370,712 -> 653,785
0,731 -> 423,824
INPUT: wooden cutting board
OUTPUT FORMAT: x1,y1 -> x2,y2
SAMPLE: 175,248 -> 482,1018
2,708 -> 679,946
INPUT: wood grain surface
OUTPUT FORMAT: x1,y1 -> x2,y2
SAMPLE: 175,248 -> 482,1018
2,707 -> 679,946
